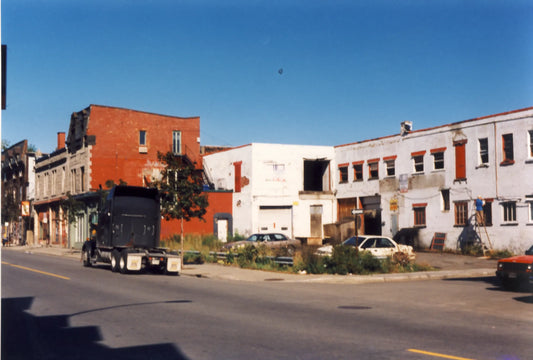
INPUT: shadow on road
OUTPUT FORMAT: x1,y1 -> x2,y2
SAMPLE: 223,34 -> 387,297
444,276 -> 533,302
2,297 -> 190,360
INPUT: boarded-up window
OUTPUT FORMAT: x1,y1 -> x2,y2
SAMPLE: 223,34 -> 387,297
454,140 -> 467,181
234,161 -> 242,193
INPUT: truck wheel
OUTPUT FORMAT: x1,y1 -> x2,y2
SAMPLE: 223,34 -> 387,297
119,252 -> 129,274
111,250 -> 120,272
82,247 -> 92,267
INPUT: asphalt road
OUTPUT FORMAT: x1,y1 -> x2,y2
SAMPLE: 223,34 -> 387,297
2,250 -> 532,360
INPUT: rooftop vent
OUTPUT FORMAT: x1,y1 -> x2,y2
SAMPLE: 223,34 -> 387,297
401,121 -> 412,136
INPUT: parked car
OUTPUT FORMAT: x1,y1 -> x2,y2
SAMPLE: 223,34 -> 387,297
496,245 -> 533,290
316,235 -> 415,260
223,233 -> 301,255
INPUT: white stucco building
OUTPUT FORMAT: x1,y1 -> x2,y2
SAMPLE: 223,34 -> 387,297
203,143 -> 336,244
335,107 -> 533,253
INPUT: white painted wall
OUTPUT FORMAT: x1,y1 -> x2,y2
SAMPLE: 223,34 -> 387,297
336,108 -> 533,253
203,143 -> 337,240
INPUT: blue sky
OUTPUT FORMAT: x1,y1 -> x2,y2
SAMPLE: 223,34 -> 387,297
2,0 -> 532,152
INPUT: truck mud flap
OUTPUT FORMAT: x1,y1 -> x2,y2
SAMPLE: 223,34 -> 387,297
166,256 -> 182,274
124,253 -> 143,272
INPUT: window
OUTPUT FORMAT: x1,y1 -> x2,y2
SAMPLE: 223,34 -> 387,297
479,138 -> 489,165
454,140 -> 467,181
502,201 -> 517,223
139,130 -> 146,146
482,200 -> 493,226
501,133 -> 514,165
528,130 -> 533,159
431,148 -> 445,170
368,159 -> 379,180
383,156 -> 396,177
413,203 -> 427,227
441,189 -> 450,211
528,201 -> 533,223
353,162 -> 363,181
172,130 -> 181,155
338,164 -> 348,183
454,201 -> 468,226
412,151 -> 425,173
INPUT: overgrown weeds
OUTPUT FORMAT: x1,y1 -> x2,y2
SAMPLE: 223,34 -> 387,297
293,245 -> 428,275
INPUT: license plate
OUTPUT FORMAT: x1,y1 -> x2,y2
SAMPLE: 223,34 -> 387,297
151,259 -> 160,265
508,272 -> 517,279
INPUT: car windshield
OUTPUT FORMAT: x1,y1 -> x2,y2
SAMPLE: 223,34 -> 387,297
526,245 -> 533,255
343,236 -> 367,247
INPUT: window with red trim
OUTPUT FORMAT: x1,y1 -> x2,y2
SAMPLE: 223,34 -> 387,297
353,162 -> 363,181
368,160 -> 379,180
454,201 -> 468,226
413,203 -> 427,227
501,134 -> 514,165
338,164 -> 348,183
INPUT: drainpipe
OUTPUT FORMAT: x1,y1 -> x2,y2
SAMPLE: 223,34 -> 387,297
493,122 -> 499,199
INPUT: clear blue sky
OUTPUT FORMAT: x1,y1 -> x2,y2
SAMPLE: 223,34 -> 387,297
2,0 -> 532,152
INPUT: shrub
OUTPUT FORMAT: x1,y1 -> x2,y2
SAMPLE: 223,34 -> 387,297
293,247 -> 327,274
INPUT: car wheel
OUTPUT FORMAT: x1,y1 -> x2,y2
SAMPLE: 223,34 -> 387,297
82,247 -> 92,267
111,250 -> 120,272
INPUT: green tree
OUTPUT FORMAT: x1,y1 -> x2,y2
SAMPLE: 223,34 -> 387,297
152,151 -> 208,260
59,192 -> 85,225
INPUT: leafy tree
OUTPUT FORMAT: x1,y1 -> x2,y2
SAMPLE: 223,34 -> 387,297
1,139 -> 11,151
1,191 -> 19,224
59,192 -> 85,225
152,151 -> 208,260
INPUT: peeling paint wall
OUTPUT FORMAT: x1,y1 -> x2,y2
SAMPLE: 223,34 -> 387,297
336,108 -> 533,253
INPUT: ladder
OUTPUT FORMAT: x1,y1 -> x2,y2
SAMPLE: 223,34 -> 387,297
473,208 -> 493,255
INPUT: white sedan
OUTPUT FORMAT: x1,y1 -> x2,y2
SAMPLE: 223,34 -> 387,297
316,235 -> 415,260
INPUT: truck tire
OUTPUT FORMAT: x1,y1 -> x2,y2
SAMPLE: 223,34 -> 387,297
111,250 -> 120,272
119,251 -> 129,274
82,247 -> 92,267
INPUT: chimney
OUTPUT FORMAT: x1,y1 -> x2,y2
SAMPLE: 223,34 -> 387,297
57,132 -> 66,150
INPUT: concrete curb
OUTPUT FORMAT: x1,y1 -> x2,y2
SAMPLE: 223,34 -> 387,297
3,245 -> 498,285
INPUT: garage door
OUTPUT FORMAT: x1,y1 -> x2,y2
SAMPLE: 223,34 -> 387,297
258,206 -> 292,237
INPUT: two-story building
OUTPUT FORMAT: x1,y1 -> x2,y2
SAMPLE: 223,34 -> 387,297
203,143 -> 336,244
335,107 -> 533,253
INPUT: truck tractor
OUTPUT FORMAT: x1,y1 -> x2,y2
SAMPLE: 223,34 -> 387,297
81,185 -> 181,275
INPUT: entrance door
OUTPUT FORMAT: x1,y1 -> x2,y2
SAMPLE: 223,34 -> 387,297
310,205 -> 323,239
217,219 -> 228,243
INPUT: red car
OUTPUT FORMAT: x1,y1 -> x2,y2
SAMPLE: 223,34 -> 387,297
496,245 -> 533,290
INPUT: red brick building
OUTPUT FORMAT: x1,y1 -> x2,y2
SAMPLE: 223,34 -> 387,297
66,104 -> 202,189
33,105 -> 232,248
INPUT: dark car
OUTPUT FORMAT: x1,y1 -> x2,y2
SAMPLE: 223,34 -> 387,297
496,245 -> 533,290
222,233 -> 301,255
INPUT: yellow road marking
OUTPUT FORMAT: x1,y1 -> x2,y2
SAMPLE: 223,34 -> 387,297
2,261 -> 70,280
408,349 -> 475,360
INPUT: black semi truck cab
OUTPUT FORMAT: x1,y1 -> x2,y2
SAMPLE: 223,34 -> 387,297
82,185 -> 181,275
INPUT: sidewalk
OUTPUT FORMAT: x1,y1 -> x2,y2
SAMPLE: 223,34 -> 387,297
2,245 -> 498,284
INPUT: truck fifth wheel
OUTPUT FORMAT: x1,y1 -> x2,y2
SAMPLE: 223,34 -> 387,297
81,185 -> 181,275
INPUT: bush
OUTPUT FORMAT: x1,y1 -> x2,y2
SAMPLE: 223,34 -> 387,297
293,247 -> 327,274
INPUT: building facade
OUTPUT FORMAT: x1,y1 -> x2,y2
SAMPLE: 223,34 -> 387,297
335,107 -> 533,253
203,143 -> 336,244
33,105 -> 232,248
1,140 -> 36,245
